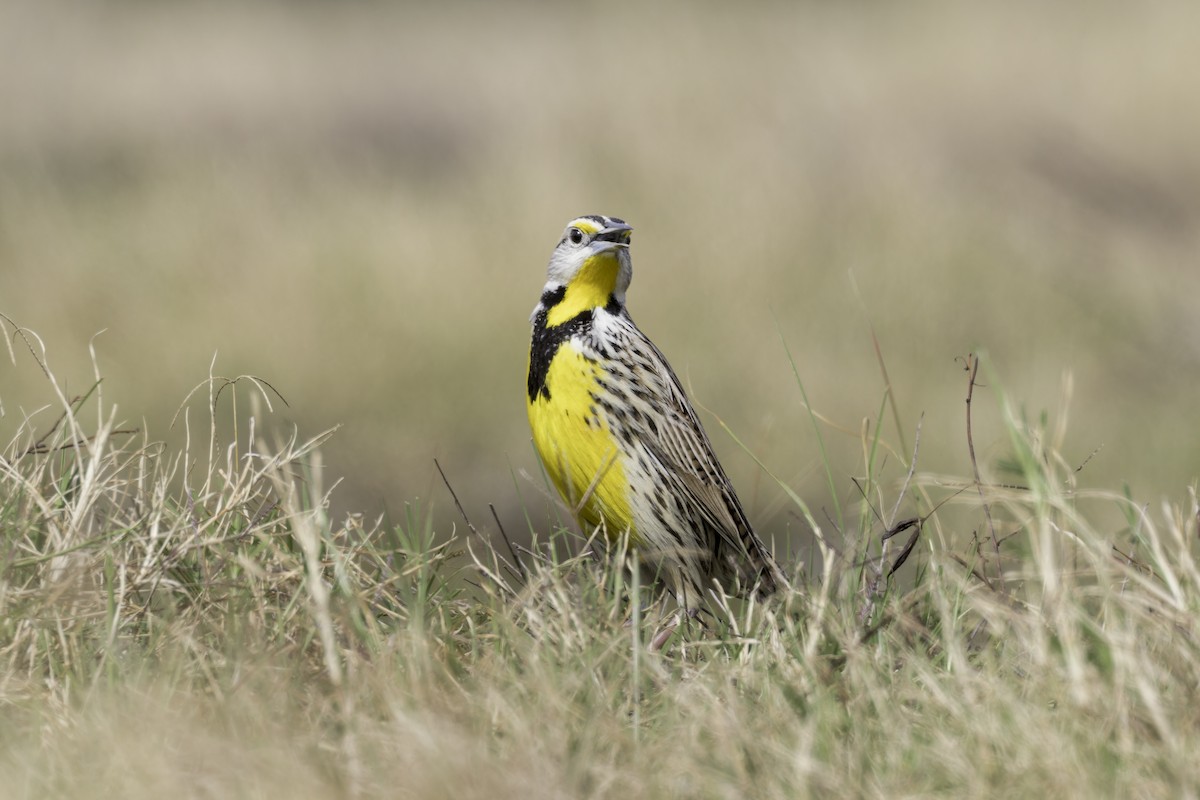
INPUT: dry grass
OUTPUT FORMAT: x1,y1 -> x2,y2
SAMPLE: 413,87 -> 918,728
2,330 -> 1198,798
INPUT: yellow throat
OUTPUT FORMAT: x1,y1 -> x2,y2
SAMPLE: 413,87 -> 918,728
546,253 -> 621,326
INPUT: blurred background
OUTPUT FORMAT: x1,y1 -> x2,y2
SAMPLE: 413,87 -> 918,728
1,1 -> 1197,552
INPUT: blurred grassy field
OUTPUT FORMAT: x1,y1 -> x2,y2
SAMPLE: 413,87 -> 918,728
4,4 -> 1200,798
2,0 -> 1197,547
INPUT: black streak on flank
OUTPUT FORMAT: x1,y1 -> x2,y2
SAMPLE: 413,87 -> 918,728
528,286 -> 596,403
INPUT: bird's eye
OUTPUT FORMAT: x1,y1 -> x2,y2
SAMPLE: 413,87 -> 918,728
568,227 -> 585,245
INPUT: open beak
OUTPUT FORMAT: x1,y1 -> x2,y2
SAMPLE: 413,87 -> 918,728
593,223 -> 633,248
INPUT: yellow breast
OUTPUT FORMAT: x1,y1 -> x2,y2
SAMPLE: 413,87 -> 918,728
527,342 -> 635,542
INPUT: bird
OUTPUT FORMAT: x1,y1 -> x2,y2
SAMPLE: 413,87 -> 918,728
526,214 -> 784,609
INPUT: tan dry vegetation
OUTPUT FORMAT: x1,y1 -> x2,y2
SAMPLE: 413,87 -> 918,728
1,339 -> 1199,798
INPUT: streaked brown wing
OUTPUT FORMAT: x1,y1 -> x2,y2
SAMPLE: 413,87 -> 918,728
624,324 -> 780,593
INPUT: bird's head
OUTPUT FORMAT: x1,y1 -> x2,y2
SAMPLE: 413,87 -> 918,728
543,214 -> 634,309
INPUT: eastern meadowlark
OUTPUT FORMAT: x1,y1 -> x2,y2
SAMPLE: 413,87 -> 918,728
526,214 -> 784,607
